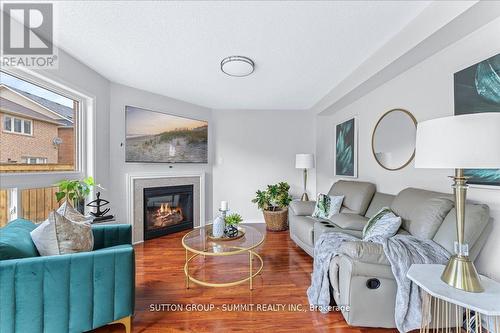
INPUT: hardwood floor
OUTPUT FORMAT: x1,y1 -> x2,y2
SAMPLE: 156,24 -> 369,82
92,224 -> 397,333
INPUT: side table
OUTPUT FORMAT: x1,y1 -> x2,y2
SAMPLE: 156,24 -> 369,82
407,264 -> 500,333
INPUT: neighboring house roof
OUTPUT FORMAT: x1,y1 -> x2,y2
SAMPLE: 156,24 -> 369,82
9,86 -> 74,123
0,84 -> 74,127
0,97 -> 63,125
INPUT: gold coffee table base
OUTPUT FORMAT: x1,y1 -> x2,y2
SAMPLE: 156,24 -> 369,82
183,247 -> 264,290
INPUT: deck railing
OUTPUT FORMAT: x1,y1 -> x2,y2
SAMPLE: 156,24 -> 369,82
0,187 -> 61,226
0,163 -> 74,173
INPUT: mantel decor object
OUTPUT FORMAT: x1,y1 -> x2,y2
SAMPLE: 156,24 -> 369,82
415,113 -> 500,292
87,192 -> 114,222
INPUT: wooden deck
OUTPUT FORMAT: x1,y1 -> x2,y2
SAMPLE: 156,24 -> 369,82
92,224 -> 397,333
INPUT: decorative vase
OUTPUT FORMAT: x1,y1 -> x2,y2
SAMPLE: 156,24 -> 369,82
74,198 -> 86,215
263,208 -> 288,231
224,225 -> 238,238
212,215 -> 225,238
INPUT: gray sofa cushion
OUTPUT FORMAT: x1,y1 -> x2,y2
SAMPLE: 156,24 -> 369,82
289,201 -> 316,216
289,216 -> 315,247
340,241 -> 390,265
314,220 -> 363,244
433,203 -> 490,254
328,180 -> 376,215
330,213 -> 368,231
364,192 -> 395,218
390,188 -> 454,239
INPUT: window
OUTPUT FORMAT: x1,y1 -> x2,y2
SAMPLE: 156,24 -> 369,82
0,70 -> 94,225
22,157 -> 48,164
0,71 -> 79,172
3,116 -> 32,135
4,116 -> 11,131
23,120 -> 31,134
13,118 -> 21,132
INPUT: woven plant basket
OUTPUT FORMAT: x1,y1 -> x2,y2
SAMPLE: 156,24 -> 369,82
263,208 -> 288,231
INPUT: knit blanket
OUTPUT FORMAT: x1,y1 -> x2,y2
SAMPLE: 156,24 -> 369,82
307,232 -> 450,332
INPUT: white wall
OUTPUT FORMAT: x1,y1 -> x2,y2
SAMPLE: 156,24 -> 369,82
212,109 -> 315,221
315,17 -> 500,280
44,48 -> 111,188
108,83 -> 214,223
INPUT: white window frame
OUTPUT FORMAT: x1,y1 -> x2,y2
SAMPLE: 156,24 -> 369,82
3,115 -> 33,136
0,68 -> 95,193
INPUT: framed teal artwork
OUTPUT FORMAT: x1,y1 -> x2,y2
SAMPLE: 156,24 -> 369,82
454,53 -> 500,186
335,117 -> 357,178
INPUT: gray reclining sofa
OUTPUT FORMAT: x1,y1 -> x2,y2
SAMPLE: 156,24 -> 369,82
289,180 -> 491,328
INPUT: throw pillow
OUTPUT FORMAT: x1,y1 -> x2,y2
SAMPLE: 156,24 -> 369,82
312,194 -> 344,219
363,207 -> 402,241
0,219 -> 39,260
30,211 -> 94,256
57,200 -> 93,223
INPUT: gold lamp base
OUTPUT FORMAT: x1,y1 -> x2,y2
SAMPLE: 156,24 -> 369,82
300,192 -> 309,201
441,255 -> 484,293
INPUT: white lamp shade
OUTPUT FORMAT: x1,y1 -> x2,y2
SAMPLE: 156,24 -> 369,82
296,153 -> 315,169
415,113 -> 500,169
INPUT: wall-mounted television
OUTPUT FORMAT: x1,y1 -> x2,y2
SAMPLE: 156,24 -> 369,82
125,105 -> 208,163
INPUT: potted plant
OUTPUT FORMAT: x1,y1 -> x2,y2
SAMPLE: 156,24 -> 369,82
55,176 -> 100,214
224,213 -> 243,238
252,182 -> 292,231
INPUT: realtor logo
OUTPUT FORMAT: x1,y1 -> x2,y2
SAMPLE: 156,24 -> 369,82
1,2 -> 57,68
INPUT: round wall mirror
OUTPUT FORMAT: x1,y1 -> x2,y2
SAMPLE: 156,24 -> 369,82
372,109 -> 417,171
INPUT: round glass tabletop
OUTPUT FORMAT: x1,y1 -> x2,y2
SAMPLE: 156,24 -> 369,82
182,224 -> 264,255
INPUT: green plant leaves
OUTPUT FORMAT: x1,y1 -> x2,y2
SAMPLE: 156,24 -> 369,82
55,191 -> 66,202
252,182 -> 292,211
225,213 -> 243,225
54,176 -> 98,203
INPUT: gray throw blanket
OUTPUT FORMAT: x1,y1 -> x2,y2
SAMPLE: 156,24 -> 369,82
307,232 -> 450,332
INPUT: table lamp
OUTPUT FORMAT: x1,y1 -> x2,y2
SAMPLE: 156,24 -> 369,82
295,154 -> 315,201
415,113 -> 500,292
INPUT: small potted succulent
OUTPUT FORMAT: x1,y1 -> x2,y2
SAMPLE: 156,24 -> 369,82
252,182 -> 292,231
224,213 -> 242,238
55,176 -> 100,214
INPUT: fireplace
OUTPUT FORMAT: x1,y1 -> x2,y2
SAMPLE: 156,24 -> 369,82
143,185 -> 194,240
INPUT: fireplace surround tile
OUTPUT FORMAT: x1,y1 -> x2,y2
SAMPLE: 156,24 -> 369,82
127,173 -> 204,243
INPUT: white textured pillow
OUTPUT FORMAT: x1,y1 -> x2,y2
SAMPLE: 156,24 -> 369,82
30,211 -> 94,256
57,201 -> 93,223
363,208 -> 402,241
312,194 -> 344,219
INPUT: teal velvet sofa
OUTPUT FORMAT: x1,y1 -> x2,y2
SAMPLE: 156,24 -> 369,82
0,219 -> 135,333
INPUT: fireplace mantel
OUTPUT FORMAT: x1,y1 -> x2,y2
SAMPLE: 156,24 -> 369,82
126,171 -> 205,243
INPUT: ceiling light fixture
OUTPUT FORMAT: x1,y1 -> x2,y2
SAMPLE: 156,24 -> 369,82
220,56 -> 255,77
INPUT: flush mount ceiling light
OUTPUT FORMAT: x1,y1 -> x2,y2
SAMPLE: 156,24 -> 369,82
220,56 -> 255,77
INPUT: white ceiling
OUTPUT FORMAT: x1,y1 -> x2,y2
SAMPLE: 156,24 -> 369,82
53,1 -> 431,110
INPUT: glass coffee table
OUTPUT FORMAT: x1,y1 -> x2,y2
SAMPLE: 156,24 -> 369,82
182,224 -> 264,290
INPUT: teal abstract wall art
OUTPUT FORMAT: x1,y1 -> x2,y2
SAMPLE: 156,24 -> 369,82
335,117 -> 357,177
454,53 -> 500,186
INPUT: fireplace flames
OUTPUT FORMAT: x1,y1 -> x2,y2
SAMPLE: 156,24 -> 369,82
152,202 -> 184,227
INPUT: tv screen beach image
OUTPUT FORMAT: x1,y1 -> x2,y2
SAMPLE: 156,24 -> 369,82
125,106 -> 208,163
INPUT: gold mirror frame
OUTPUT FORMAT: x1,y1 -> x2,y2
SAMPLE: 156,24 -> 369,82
371,109 -> 417,171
